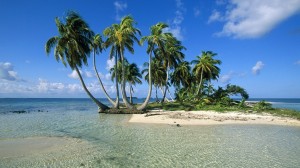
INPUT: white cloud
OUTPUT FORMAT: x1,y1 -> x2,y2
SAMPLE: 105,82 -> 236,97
114,1 -> 127,21
37,78 -> 65,93
220,74 -> 232,83
165,0 -> 186,40
252,61 -> 264,75
106,57 -> 115,71
208,10 -> 223,23
68,70 -> 94,79
0,62 -> 18,81
214,0 -> 300,38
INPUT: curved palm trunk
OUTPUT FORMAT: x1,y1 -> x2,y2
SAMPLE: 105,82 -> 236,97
161,65 -> 169,103
120,51 -> 133,109
93,51 -> 117,107
137,51 -> 152,110
114,50 -> 120,109
74,66 -> 109,112
196,68 -> 204,96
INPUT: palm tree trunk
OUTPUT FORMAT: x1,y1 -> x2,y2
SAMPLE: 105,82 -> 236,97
93,51 -> 116,107
137,51 -> 152,110
196,69 -> 204,96
168,88 -> 174,102
160,87 -> 170,102
74,66 -> 109,112
161,64 -> 169,103
120,50 -> 133,109
114,50 -> 120,109
130,84 -> 133,104
155,86 -> 158,102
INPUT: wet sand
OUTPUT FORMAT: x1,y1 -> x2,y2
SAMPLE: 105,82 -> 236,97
0,136 -> 84,159
129,110 -> 300,126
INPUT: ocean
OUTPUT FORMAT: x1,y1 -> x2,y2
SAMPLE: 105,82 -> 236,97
0,98 -> 300,167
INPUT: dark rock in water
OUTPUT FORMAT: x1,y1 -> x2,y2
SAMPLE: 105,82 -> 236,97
99,108 -> 145,114
176,124 -> 181,127
80,163 -> 85,167
11,110 -> 27,114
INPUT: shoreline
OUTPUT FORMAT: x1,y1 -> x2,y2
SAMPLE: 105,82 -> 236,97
129,110 -> 300,126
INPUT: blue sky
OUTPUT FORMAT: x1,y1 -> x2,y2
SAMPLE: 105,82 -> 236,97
0,0 -> 300,98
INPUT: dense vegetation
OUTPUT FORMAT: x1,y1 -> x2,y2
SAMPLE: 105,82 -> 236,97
45,11 -> 298,118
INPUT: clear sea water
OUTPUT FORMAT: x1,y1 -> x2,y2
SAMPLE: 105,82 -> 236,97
0,98 -> 300,167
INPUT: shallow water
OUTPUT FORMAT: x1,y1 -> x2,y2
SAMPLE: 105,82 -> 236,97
1,99 -> 300,167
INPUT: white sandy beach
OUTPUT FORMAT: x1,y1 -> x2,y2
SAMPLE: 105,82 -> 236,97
129,110 -> 300,126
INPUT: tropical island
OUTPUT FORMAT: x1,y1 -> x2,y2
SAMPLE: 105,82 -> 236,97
45,11 -> 300,126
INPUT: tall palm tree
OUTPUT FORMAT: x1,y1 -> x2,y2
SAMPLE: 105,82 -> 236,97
45,11 -> 109,112
91,34 -> 117,107
156,34 -> 185,103
142,57 -> 166,102
104,15 -> 141,109
138,22 -> 169,110
171,61 -> 191,89
110,59 -> 142,104
191,51 -> 221,96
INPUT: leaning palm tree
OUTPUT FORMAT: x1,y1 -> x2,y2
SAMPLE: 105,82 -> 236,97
156,34 -> 185,103
138,22 -> 169,110
104,15 -> 141,109
45,11 -> 109,112
142,57 -> 166,102
91,34 -> 117,107
191,51 -> 221,96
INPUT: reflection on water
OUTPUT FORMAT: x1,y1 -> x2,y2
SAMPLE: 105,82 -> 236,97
0,99 -> 300,167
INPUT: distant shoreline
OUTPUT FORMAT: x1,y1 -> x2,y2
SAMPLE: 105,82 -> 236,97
129,110 -> 300,126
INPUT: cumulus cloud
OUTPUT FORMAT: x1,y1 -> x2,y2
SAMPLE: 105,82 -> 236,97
106,58 -> 115,71
114,1 -> 127,21
165,0 -> 186,40
252,61 -> 264,75
68,70 -> 94,79
37,78 -> 65,93
213,0 -> 300,38
0,62 -> 18,81
208,10 -> 223,23
220,73 -> 233,83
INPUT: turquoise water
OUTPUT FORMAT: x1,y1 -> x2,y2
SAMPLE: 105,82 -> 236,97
0,98 -> 300,167
248,98 -> 300,111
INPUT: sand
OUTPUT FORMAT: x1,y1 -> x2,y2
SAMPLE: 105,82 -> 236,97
0,136 -> 84,159
129,110 -> 300,126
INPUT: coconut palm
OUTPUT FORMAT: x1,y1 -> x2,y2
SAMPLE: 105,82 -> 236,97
138,22 -> 169,110
191,51 -> 221,96
91,34 -> 117,107
103,15 -> 141,109
127,63 -> 142,104
45,11 -> 109,112
156,34 -> 185,103
170,61 -> 191,89
142,57 -> 166,102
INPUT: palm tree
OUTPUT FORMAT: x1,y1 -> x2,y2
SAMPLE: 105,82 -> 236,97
110,59 -> 142,104
142,57 -> 166,102
138,23 -> 169,110
91,34 -> 117,107
191,51 -> 221,96
156,34 -> 185,103
45,11 -> 109,112
104,15 -> 141,109
127,63 -> 142,104
171,61 -> 191,89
